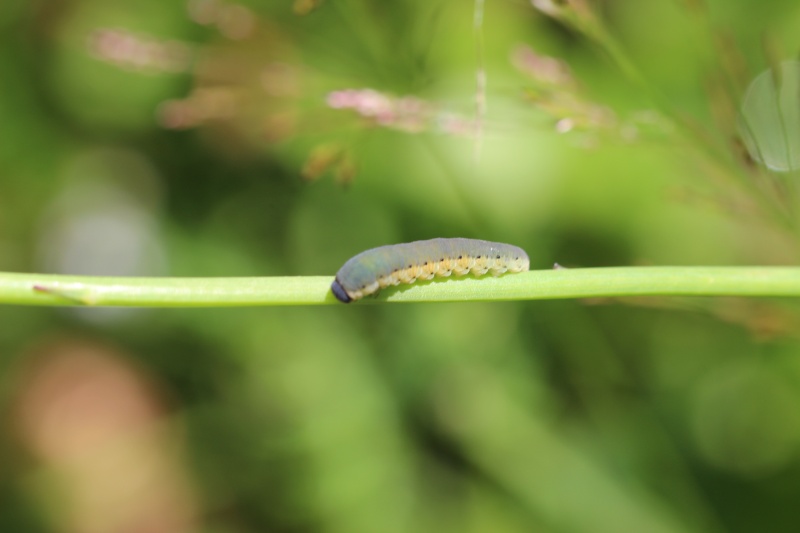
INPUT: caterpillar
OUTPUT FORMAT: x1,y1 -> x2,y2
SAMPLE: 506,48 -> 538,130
331,238 -> 530,303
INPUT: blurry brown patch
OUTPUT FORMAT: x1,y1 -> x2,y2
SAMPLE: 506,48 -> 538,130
12,337 -> 197,533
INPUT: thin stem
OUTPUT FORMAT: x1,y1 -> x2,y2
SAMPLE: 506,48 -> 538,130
4,267 -> 800,307
473,0 -> 486,161
597,29 -> 800,236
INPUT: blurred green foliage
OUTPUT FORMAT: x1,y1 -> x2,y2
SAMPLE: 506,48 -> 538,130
3,1 -> 800,532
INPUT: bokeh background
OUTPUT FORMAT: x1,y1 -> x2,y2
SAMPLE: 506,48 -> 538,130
3,1 -> 800,532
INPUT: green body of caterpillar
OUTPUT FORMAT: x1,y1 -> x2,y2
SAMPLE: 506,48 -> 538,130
331,238 -> 530,303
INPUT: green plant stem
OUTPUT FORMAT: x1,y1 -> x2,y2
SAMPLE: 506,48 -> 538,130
2,267 -> 800,307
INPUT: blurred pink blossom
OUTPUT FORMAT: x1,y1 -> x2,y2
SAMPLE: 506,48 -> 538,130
187,0 -> 256,40
512,45 -> 576,88
88,29 -> 192,74
326,89 -> 475,135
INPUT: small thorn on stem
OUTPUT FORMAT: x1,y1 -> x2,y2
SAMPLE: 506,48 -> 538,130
32,284 -> 95,305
